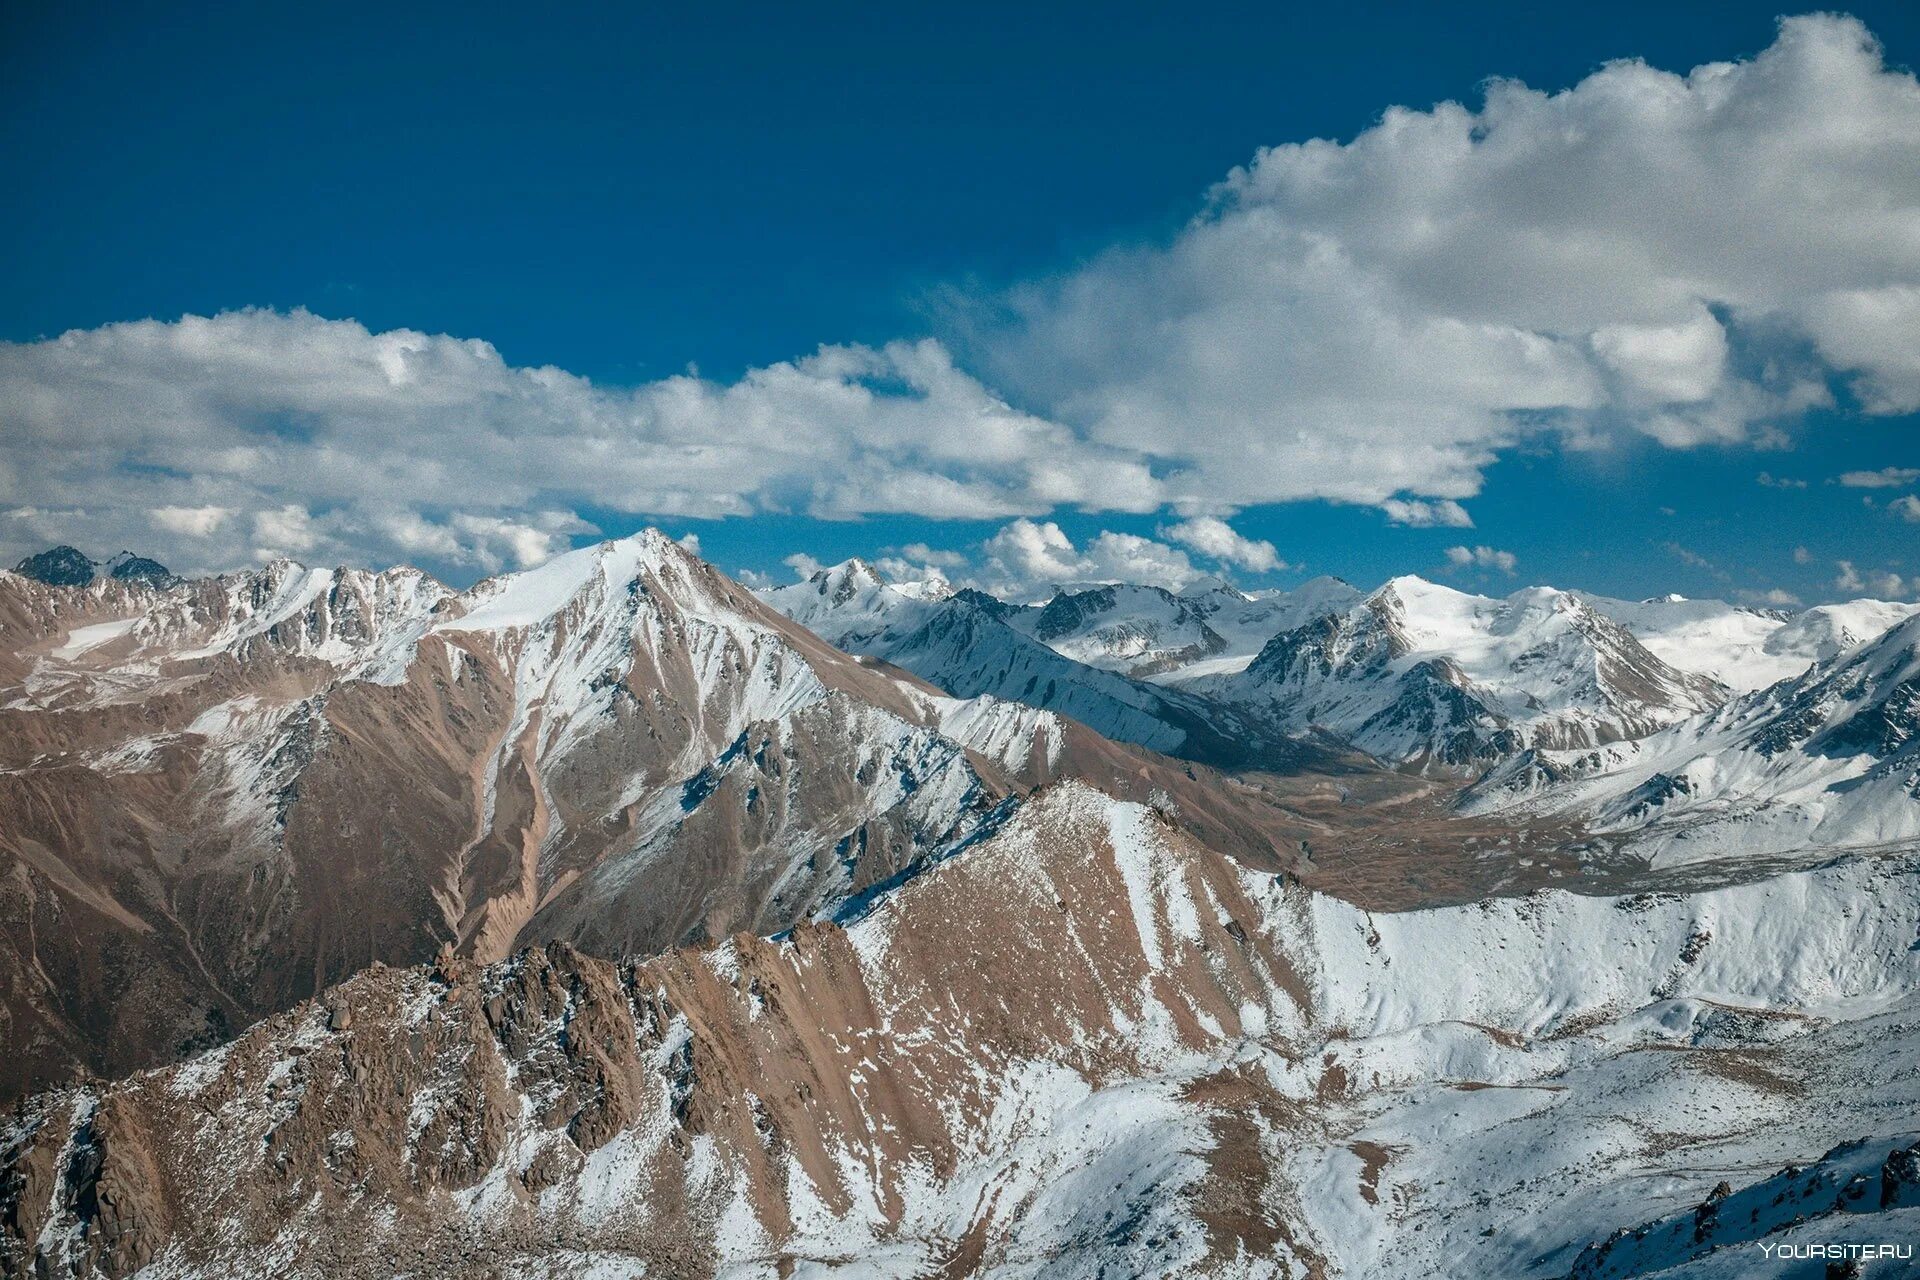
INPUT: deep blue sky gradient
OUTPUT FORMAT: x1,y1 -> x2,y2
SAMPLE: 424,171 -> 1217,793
4,1 -> 1917,599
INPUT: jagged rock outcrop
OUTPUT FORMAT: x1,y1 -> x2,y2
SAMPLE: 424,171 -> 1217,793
9,547 -> 173,589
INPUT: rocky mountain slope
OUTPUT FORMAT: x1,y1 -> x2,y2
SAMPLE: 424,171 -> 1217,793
4,782 -> 1916,1279
0,535 -> 1320,1106
1003,578 -> 1364,681
12,545 -> 173,588
4,539 -> 1918,1278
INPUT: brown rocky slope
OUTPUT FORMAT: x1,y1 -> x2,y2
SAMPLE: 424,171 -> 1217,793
6,782 -> 1917,1279
0,533 -> 1351,1105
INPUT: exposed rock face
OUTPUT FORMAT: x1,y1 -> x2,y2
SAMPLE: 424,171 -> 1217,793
760,564 -> 1341,771
1566,1136 -> 1920,1278
1885,1141 -> 1920,1210
4,782 -> 1917,1279
7,536 -> 1919,1277
1027,584 -> 1231,677
12,546 -> 100,587
8,548 -> 172,589
102,553 -> 171,586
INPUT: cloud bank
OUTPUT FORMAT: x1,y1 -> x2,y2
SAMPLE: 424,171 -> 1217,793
3,15 -> 1917,576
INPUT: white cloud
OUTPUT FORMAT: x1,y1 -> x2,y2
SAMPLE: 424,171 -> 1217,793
1378,498 -> 1473,528
783,553 -> 824,580
1444,545 -> 1517,574
252,505 -> 320,557
1892,495 -> 1920,523
977,519 -> 1206,599
1589,308 -> 1729,407
1793,546 -> 1814,564
0,311 -> 1154,576
1837,466 -> 1920,488
1801,285 -> 1920,413
971,14 -> 1920,503
371,509 -> 592,574
1835,559 -> 1908,598
894,542 -> 969,569
872,556 -> 951,586
1736,587 -> 1802,607
149,505 -> 233,537
1160,516 -> 1285,572
733,566 -> 775,590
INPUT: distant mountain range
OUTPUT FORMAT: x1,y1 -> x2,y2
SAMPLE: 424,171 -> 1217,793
762,556 -> 1917,771
13,543 -> 174,588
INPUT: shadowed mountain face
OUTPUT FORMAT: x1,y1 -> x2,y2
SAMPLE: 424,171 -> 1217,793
762,562 -> 1338,773
10,547 -> 173,589
0,536 -> 1006,1102
12,546 -> 102,587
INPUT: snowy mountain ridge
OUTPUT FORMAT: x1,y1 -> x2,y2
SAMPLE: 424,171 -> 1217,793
1461,610 -> 1920,865
762,557 -> 1920,778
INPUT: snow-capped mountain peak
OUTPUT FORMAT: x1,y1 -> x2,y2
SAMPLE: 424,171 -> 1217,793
1211,577 -> 1726,768
1463,611 -> 1920,864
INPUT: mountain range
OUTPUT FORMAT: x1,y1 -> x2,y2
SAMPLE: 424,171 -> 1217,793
3,536 -> 1918,1278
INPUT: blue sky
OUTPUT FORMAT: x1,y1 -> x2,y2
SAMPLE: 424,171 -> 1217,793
3,2 -> 1917,603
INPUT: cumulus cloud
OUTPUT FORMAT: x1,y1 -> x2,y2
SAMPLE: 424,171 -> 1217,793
783,519 -> 1285,602
1755,472 -> 1807,490
1160,516 -> 1286,572
1837,467 -> 1920,488
974,519 -> 1209,599
1378,498 -> 1474,528
1891,495 -> 1920,522
783,552 -> 825,580
252,505 -> 321,556
893,543 -> 969,570
733,567 -> 776,590
1801,285 -> 1920,413
1835,560 -> 1909,598
0,311 -> 1155,576
149,505 -> 234,537
367,508 -> 595,574
969,14 -> 1920,504
1443,545 -> 1517,574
